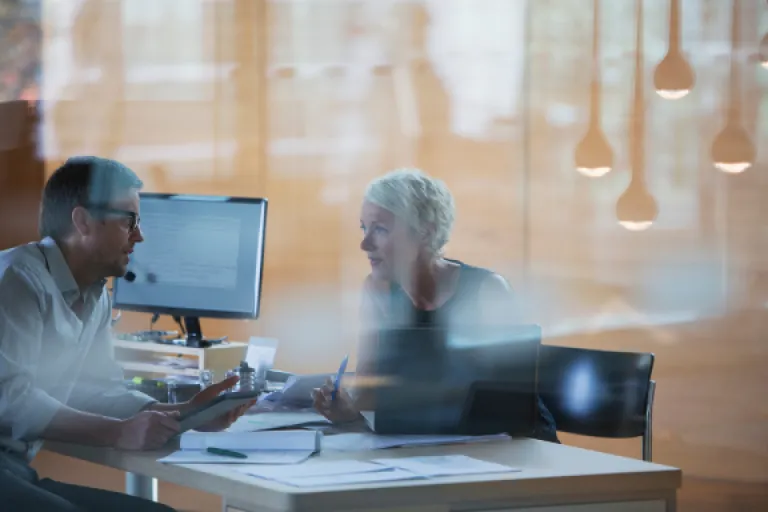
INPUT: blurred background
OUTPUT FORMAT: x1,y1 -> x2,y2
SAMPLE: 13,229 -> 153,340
1,0 -> 766,510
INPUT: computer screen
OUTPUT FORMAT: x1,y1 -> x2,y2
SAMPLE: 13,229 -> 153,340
113,193 -> 267,341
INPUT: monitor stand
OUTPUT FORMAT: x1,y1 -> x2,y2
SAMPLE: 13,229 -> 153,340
183,317 -> 212,348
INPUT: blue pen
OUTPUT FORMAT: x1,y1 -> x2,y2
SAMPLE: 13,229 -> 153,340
331,354 -> 349,401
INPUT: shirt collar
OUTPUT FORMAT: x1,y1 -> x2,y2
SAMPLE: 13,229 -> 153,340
38,237 -> 107,301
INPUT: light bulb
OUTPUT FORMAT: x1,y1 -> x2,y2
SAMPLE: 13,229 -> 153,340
619,220 -> 654,231
655,89 -> 690,100
711,124 -> 755,174
713,161 -> 752,174
759,33 -> 768,69
576,166 -> 611,178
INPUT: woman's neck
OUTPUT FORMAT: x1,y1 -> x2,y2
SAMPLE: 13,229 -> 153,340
398,257 -> 456,310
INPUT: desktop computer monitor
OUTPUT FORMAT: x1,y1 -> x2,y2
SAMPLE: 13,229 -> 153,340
113,193 -> 267,346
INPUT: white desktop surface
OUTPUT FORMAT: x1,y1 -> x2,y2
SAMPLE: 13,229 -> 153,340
44,437 -> 680,512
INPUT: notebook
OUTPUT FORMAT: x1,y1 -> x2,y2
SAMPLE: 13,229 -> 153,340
159,430 -> 321,464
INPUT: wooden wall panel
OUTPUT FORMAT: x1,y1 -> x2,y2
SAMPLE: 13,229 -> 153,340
1,0 -> 765,510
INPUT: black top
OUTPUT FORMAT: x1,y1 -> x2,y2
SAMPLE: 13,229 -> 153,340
385,259 -> 559,443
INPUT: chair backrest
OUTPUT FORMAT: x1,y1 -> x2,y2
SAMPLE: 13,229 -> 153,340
538,345 -> 654,438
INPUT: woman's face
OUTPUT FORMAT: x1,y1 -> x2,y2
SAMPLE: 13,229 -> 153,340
359,200 -> 421,281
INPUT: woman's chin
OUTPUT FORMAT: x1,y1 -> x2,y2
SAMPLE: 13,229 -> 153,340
370,265 -> 390,281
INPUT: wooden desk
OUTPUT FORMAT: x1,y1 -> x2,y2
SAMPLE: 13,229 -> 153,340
45,438 -> 681,512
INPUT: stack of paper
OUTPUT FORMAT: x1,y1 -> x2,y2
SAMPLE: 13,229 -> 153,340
372,455 -> 516,477
235,455 -> 518,488
227,412 -> 331,433
159,430 -> 321,464
323,432 -> 509,452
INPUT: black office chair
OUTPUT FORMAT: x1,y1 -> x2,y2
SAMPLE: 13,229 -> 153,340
538,345 -> 656,461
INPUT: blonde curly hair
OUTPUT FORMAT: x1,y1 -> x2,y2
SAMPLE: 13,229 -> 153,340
364,168 -> 455,255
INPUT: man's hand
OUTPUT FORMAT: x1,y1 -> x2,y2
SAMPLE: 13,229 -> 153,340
185,375 -> 256,432
113,410 -> 180,451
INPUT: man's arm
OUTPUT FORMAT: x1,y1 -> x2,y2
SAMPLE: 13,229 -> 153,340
0,267 -> 123,444
66,292 -> 157,419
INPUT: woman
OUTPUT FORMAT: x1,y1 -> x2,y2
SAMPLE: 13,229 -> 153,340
313,169 -> 558,442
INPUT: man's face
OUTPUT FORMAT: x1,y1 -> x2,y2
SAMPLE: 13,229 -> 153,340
84,188 -> 144,279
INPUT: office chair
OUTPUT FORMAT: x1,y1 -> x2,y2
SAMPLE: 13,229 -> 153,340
537,345 -> 656,461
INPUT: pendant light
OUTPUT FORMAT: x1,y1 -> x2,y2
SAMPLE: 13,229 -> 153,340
758,32 -> 768,69
653,0 -> 695,99
574,0 -> 614,177
711,0 -> 755,174
616,0 -> 658,232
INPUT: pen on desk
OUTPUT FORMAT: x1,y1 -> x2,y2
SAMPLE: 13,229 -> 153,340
331,354 -> 349,402
206,447 -> 248,459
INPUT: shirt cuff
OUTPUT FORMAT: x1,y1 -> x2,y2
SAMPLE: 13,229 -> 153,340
92,388 -> 158,419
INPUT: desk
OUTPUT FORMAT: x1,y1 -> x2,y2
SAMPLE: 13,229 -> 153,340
45,438 -> 681,512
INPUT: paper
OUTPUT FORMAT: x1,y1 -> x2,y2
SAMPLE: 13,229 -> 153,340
227,412 -> 331,433
236,460 -> 421,488
372,455 -> 518,477
158,450 -> 313,465
180,430 -> 321,452
323,432 -> 509,452
245,337 -> 278,371
276,468 -> 421,488
274,374 -> 333,407
236,460 -> 385,480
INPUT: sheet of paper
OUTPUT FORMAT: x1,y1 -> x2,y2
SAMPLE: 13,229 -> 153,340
372,454 -> 519,477
276,468 -> 422,488
227,412 -> 330,433
180,430 -> 320,451
236,460 -> 386,480
158,449 -> 314,465
322,432 -> 509,452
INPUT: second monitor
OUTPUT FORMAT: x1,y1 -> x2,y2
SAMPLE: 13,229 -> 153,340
113,193 -> 268,347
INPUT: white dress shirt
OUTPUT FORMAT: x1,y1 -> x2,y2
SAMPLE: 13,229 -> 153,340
0,237 -> 155,458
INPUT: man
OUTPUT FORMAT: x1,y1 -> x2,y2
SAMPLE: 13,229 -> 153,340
0,156 -> 247,511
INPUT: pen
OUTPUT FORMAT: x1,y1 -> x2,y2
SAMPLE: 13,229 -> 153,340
331,354 -> 349,402
206,447 -> 248,459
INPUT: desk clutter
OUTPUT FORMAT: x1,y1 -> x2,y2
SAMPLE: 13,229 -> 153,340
159,426 -> 518,487
235,455 -> 518,488
159,430 -> 320,465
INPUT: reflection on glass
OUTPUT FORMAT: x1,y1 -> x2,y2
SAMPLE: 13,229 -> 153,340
711,0 -> 755,174
616,0 -> 658,232
759,32 -> 768,70
653,0 -> 695,100
574,0 -> 613,178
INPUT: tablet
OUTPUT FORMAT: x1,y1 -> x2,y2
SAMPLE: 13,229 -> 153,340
178,390 -> 261,432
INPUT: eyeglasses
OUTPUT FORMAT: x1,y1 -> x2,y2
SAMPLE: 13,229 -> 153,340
86,205 -> 141,232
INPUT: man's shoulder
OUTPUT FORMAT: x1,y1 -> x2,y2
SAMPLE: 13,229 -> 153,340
0,243 -> 46,294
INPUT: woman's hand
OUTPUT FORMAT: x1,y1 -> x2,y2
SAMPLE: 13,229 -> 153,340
312,378 -> 363,423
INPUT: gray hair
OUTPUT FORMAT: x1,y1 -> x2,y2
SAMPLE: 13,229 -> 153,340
364,168 -> 455,255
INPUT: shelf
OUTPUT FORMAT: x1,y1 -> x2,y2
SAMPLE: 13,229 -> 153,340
113,339 -> 247,355
114,338 -> 249,380
120,362 -> 201,377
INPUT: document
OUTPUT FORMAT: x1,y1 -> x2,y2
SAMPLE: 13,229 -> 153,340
275,469 -> 420,488
235,460 -> 421,488
159,430 -> 321,465
372,454 -> 519,477
322,432 -> 509,452
262,374 -> 333,408
180,430 -> 321,451
158,450 -> 312,465
236,460 -> 386,480
227,412 -> 331,433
